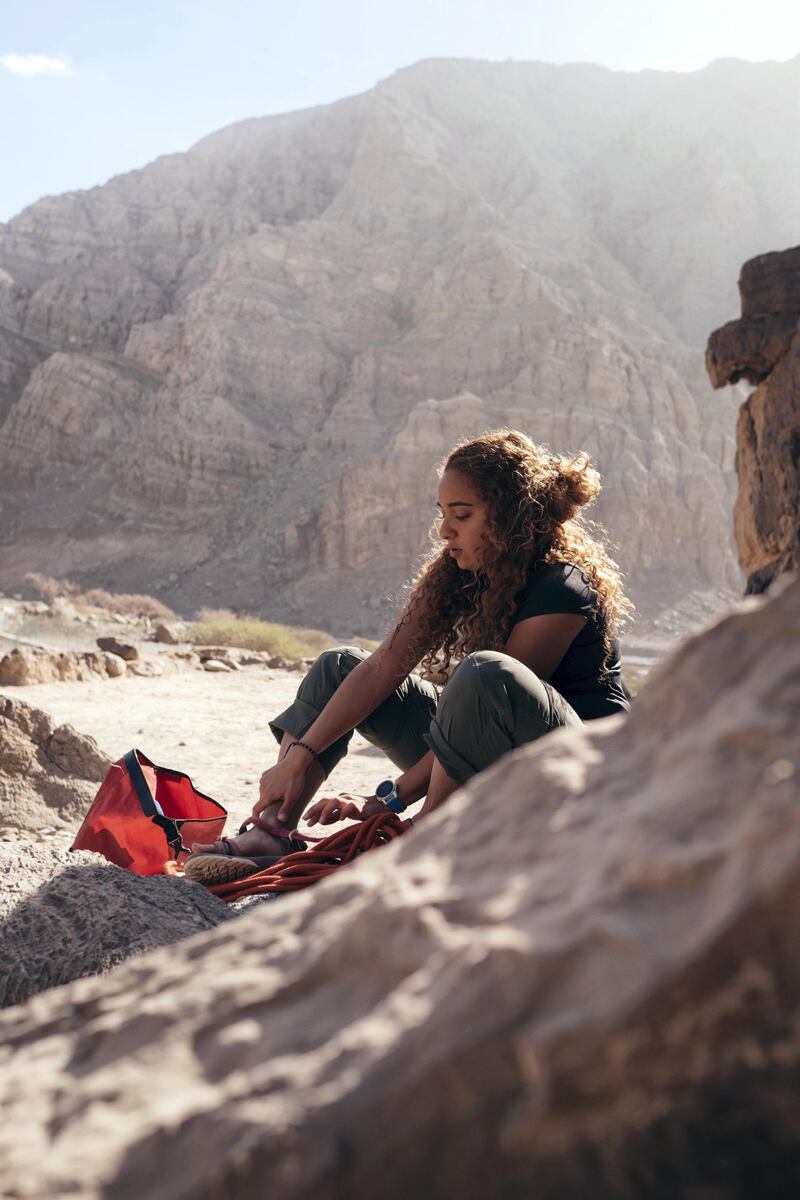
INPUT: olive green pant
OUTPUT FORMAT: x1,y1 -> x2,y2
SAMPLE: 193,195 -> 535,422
269,645 -> 583,787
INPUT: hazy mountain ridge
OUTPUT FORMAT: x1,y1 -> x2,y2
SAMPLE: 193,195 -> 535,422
1,55 -> 797,634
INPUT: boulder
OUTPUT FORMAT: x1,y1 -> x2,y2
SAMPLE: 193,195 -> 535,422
153,622 -> 183,644
196,646 -> 239,663
0,573 -> 797,1199
0,645 -> 127,684
101,651 -> 127,678
740,245 -> 800,317
0,695 -> 109,836
705,311 -> 799,387
127,657 -> 165,677
0,844 -> 235,1007
96,636 -> 139,662
266,654 -> 292,669
707,245 -> 800,592
238,651 -> 271,666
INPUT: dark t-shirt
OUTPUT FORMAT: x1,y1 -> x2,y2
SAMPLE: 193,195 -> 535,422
512,560 -> 630,720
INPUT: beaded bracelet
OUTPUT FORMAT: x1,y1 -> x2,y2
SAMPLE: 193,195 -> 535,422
288,738 -> 320,763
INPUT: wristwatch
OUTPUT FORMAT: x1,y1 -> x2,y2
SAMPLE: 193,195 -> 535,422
375,778 -> 407,813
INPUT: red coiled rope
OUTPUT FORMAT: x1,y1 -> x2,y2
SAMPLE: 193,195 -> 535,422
206,810 -> 411,902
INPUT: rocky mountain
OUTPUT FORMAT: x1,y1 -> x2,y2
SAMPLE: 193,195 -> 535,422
1,55 -> 799,636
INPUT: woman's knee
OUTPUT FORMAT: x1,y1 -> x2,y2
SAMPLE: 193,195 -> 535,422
437,651 -> 554,744
299,645 -> 370,696
441,651 -> 536,708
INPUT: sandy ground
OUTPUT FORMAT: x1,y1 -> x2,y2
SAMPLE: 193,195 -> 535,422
0,667 -> 401,840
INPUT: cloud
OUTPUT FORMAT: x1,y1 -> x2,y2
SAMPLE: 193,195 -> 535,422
0,54 -> 73,78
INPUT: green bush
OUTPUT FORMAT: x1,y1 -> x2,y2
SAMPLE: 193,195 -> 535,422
186,613 -> 334,658
186,611 -> 380,658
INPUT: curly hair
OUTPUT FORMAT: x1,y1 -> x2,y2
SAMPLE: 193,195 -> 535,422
387,429 -> 635,680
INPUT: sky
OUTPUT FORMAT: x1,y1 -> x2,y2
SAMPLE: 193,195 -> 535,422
2,0 -> 799,222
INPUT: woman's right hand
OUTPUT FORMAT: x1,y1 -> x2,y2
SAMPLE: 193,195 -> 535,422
303,792 -> 369,826
255,753 -> 311,824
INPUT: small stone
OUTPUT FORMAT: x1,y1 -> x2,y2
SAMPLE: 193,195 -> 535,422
763,758 -> 795,784
203,659 -> 233,672
101,653 -> 126,678
197,647 -> 238,663
129,660 -> 164,677
96,637 -> 139,662
153,623 -> 182,645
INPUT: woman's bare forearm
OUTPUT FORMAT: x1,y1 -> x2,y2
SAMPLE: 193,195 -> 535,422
294,656 -> 401,761
396,750 -> 434,806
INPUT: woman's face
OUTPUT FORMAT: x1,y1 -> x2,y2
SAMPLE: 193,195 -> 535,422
436,468 -> 491,571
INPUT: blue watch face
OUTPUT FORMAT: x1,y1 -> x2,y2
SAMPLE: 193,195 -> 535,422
375,780 -> 395,799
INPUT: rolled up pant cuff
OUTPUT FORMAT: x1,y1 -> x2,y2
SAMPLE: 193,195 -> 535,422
422,721 -> 479,787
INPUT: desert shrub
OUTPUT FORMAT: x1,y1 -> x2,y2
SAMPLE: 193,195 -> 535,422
185,615 -> 340,658
24,573 -> 175,620
79,589 -> 176,620
24,573 -> 77,603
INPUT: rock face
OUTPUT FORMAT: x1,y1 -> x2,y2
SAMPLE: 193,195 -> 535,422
0,694 -> 109,834
12,56 -> 800,630
706,246 -> 800,591
0,572 -> 797,1198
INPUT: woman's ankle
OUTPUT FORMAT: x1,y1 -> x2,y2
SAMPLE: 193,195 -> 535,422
253,802 -> 287,830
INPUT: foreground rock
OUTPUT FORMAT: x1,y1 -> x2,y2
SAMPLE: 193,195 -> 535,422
707,245 -> 800,592
0,845 -> 235,1007
0,695 -> 109,835
0,573 -> 797,1198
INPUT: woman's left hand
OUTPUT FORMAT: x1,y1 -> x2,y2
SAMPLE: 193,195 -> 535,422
360,795 -> 389,820
303,792 -> 388,826
304,792 -> 368,826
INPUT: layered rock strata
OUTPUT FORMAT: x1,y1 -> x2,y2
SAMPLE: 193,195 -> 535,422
706,246 -> 800,591
0,571 -> 797,1198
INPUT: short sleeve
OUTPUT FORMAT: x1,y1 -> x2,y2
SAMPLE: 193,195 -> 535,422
513,563 -> 596,623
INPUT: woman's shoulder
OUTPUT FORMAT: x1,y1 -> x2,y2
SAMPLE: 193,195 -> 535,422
525,558 -> 594,591
514,558 -> 598,621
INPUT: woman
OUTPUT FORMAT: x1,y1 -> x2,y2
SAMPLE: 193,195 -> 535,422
189,429 -> 633,873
